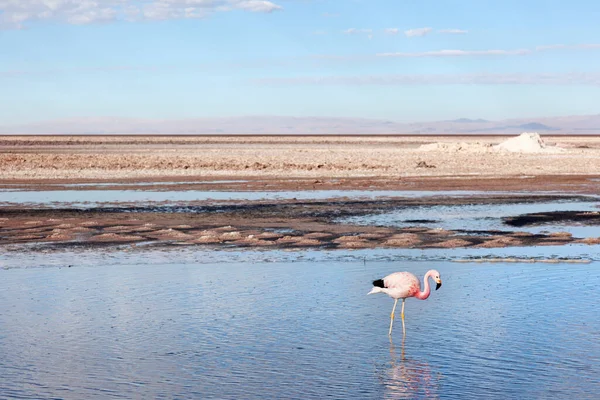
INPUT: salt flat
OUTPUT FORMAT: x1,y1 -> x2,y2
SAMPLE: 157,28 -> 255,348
1,135 -> 599,184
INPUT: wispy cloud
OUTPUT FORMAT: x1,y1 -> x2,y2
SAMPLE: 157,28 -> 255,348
322,12 -> 339,18
254,72 -> 600,86
0,65 -> 178,77
404,27 -> 432,37
0,70 -> 28,77
377,49 -> 531,57
5,44 -> 600,80
312,30 -> 327,35
578,43 -> 600,49
537,43 -> 600,51
0,0 -> 283,29
343,28 -> 372,35
535,44 -> 568,51
312,43 -> 600,61
439,28 -> 468,34
343,28 -> 373,39
0,58 -> 303,79
384,28 -> 399,35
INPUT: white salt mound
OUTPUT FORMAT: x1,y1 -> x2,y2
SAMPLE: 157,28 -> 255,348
494,132 -> 564,153
418,132 -> 566,154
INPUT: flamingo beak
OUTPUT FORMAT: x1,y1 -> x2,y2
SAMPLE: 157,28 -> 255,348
435,279 -> 442,290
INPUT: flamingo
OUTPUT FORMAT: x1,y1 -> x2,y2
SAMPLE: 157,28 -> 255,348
368,270 -> 442,336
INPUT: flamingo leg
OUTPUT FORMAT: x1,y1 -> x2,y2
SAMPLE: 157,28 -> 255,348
401,299 -> 406,336
389,299 -> 399,336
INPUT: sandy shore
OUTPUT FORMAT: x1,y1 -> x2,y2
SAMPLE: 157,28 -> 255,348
1,136 -> 599,191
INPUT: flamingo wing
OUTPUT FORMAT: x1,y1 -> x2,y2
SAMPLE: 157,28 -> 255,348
383,272 -> 420,299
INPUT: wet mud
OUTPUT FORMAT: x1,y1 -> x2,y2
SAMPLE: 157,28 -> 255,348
2,194 -> 598,251
2,175 -> 600,194
504,210 -> 600,227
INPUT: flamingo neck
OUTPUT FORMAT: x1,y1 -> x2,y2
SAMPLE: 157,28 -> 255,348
414,271 -> 432,300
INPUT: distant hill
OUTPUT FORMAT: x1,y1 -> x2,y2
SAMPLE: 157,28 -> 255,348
516,122 -> 558,131
449,118 -> 490,123
0,114 -> 599,135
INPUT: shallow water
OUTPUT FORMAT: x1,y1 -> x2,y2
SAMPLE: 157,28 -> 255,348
0,189 -> 553,207
340,199 -> 600,237
1,251 -> 599,399
0,180 -> 250,189
2,190 -> 600,398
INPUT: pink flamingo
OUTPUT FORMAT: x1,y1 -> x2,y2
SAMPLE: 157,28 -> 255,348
368,270 -> 442,336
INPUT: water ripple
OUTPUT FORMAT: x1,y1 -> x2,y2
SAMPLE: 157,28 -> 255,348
1,257 -> 599,399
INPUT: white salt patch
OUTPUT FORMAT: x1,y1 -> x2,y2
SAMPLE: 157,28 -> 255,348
418,132 -> 566,154
417,142 -> 494,152
494,132 -> 564,153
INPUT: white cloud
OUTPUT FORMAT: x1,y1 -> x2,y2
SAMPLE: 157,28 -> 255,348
404,27 -> 432,37
235,1 -> 281,13
343,28 -> 373,39
439,28 -> 468,34
536,44 -> 568,51
377,49 -> 532,57
0,0 -> 282,28
537,43 -> 600,51
311,44 -> 600,61
384,28 -> 399,35
343,28 -> 372,35
254,72 -> 600,86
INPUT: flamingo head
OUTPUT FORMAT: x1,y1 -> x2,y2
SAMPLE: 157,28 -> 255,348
430,269 -> 442,290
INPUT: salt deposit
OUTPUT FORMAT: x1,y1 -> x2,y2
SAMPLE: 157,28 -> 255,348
494,132 -> 564,153
417,142 -> 494,152
2,134 -> 594,181
418,132 -> 565,154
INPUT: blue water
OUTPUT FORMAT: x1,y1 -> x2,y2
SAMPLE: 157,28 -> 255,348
2,189 -> 600,399
1,250 -> 599,399
339,199 -> 600,237
0,189 -> 559,207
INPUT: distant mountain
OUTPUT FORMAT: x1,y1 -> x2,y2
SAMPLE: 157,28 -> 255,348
516,122 -> 558,131
449,118 -> 490,123
0,114 -> 599,135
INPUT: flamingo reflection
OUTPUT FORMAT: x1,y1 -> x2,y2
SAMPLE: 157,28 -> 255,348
381,338 -> 442,399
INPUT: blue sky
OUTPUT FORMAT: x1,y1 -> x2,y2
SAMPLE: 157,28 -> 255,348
1,0 -> 600,124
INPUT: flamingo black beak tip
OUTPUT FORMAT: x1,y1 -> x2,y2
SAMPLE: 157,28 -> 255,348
435,281 -> 442,290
